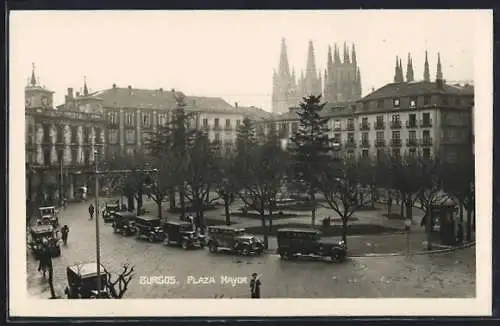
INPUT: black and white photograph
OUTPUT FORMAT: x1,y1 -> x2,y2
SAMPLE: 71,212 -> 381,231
8,9 -> 492,317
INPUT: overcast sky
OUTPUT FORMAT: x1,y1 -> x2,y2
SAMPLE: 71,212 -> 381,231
11,10 -> 477,110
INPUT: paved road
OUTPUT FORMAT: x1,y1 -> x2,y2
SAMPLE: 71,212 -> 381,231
27,201 -> 476,299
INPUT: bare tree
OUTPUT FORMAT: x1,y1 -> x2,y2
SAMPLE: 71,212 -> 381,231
103,264 -> 135,299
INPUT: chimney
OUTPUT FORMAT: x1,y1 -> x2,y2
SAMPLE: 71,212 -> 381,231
76,91 -> 80,97
171,88 -> 175,93
112,83 -> 117,89
67,88 -> 74,99
235,102 -> 238,108
159,88 -> 163,93
128,85 -> 132,94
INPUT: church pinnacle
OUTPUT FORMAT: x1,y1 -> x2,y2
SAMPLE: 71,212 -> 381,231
83,76 -> 89,96
406,53 -> 414,82
278,38 -> 291,78
423,50 -> 430,82
30,62 -> 37,86
436,52 -> 443,81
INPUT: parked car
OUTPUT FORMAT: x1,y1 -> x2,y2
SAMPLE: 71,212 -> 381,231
163,221 -> 205,249
276,228 -> 346,263
102,202 -> 120,223
112,211 -> 137,236
38,206 -> 59,228
64,262 -> 109,299
206,225 -> 264,256
28,224 -> 61,258
135,215 -> 164,242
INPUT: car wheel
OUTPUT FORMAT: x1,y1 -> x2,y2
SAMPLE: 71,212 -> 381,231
148,235 -> 155,242
209,242 -> 218,253
331,251 -> 344,263
181,240 -> 189,250
279,252 -> 285,260
240,248 -> 250,256
121,229 -> 127,236
113,226 -> 118,233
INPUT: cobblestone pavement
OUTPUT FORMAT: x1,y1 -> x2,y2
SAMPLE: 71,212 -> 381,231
26,201 -> 475,299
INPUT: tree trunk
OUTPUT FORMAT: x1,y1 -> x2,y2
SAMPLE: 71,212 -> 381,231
341,216 -> 348,249
426,207 -> 432,251
261,209 -> 268,249
127,195 -> 135,211
406,198 -> 413,221
136,191 -> 143,213
224,194 -> 231,226
310,191 -> 316,227
169,188 -> 176,209
179,188 -> 186,220
157,200 -> 163,219
199,207 -> 205,229
268,208 -> 273,236
400,192 -> 405,218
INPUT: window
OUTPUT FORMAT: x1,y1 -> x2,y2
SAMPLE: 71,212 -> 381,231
214,118 -> 220,129
347,150 -> 355,160
392,114 -> 400,122
214,133 -> 221,143
142,112 -> 151,128
409,130 -> 417,140
377,100 -> 384,108
376,131 -> 384,140
409,98 -> 417,108
203,118 -> 208,127
362,150 -> 369,158
225,119 -> 231,128
423,148 -> 431,158
443,96 -> 449,105
392,131 -> 400,139
126,130 -> 136,144
362,117 -> 368,124
334,133 -> 341,143
347,118 -> 354,129
393,98 -> 400,107
56,126 -> 64,143
347,132 -> 355,142
108,130 -> 118,144
108,112 -> 118,124
158,114 -> 168,127
334,120 -> 341,130
423,96 -> 431,105
125,112 -> 134,127
409,148 -> 417,156
225,142 -> 232,155
409,113 -> 416,125
423,130 -> 431,139
392,148 -> 401,158
422,112 -> 431,125
236,120 -> 241,127
291,122 -> 298,133
95,128 -> 102,143
71,148 -> 77,164
376,115 -> 383,123
362,132 -> 369,141
71,127 -> 77,143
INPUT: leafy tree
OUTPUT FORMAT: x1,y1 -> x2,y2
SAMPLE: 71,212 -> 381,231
183,130 -> 220,228
215,154 -> 238,225
289,95 -> 332,226
317,156 -> 368,248
356,157 -> 380,209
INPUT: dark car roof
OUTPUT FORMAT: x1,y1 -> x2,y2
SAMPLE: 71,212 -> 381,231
136,215 -> 161,222
67,262 -> 106,278
31,225 -> 54,233
114,212 -> 136,218
277,228 -> 320,234
208,225 -> 243,231
165,220 -> 192,226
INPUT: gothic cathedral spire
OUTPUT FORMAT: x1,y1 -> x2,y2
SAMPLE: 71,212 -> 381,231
30,62 -> 37,86
436,52 -> 443,81
394,56 -> 404,83
83,76 -> 89,96
334,43 -> 341,64
406,53 -> 414,82
351,43 -> 357,68
343,42 -> 350,64
423,50 -> 430,82
278,38 -> 291,78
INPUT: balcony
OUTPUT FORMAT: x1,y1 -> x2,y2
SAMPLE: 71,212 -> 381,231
374,121 -> 385,130
333,126 -> 342,132
360,122 -> 370,131
213,125 -> 222,131
346,124 -> 355,131
391,139 -> 402,147
224,126 -> 233,132
420,138 -> 433,146
344,140 -> 357,148
390,121 -> 402,129
406,121 -> 418,129
360,140 -> 370,148
420,119 -> 433,128
375,139 -> 386,147
406,138 -> 418,147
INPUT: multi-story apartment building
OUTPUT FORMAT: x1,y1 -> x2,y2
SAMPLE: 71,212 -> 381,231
62,83 -> 272,159
25,69 -> 106,204
259,57 -> 474,164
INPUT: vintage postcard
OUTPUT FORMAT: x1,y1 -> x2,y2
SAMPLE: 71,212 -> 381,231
8,9 -> 492,317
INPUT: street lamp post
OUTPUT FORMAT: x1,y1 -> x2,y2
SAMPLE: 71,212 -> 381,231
94,149 -> 102,296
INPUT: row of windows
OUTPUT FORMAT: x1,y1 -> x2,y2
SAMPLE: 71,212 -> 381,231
35,125 -> 102,144
31,149 -> 94,166
369,95 -> 467,110
108,111 -> 170,128
332,113 -> 432,130
202,118 -> 242,129
334,130 -> 432,142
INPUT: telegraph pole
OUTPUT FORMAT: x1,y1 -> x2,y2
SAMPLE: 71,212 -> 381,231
94,150 -> 102,296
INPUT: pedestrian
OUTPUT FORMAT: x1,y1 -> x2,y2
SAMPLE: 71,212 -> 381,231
61,225 -> 69,245
88,203 -> 95,220
249,273 -> 261,298
38,238 -> 52,278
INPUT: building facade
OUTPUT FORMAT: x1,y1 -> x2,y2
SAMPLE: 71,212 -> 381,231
272,38 -> 362,115
62,84 -> 272,160
262,54 -> 474,163
25,69 -> 106,205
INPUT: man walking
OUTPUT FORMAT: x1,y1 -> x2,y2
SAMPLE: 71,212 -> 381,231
61,225 -> 69,245
250,273 -> 261,298
88,203 -> 95,220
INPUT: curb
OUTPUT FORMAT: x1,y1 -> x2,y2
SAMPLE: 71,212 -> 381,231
263,241 -> 475,257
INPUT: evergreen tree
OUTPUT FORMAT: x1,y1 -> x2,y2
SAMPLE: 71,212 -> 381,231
289,95 -> 332,226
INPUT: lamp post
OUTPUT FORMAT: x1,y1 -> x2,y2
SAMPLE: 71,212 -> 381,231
94,149 -> 102,296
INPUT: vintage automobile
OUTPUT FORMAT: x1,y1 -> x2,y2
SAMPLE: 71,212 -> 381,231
163,221 -> 205,249
112,211 -> 137,236
276,228 -> 346,263
29,224 -> 61,258
206,225 -> 264,256
64,262 -> 109,299
38,206 -> 59,228
102,202 -> 120,223
134,215 -> 164,242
